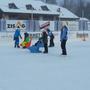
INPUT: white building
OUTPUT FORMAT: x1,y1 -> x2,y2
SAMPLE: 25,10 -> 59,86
0,0 -> 79,20
0,0 -> 79,32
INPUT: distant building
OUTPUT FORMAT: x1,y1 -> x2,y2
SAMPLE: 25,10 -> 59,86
0,0 -> 79,32
0,0 -> 59,20
0,0 -> 78,20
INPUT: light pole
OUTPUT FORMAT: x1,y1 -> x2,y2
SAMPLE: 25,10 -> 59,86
31,9 -> 33,31
82,3 -> 87,41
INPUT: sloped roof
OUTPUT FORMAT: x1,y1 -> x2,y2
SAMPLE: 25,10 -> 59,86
0,0 -> 79,19
79,17 -> 89,21
47,4 -> 78,19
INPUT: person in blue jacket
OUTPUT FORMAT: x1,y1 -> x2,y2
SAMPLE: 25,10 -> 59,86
13,26 -> 22,48
60,25 -> 68,55
47,28 -> 54,47
28,37 -> 44,53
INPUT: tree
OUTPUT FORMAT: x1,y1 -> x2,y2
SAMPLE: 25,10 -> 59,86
84,2 -> 90,19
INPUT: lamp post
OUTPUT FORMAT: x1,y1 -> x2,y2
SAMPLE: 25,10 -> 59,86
58,7 -> 61,31
82,3 -> 87,41
31,9 -> 33,31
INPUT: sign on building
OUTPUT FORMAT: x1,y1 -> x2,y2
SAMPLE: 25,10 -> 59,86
6,20 -> 26,31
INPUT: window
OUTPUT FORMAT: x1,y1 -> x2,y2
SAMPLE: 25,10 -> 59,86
41,6 -> 49,11
57,8 -> 60,12
26,4 -> 35,10
8,3 -> 18,9
0,9 -> 3,13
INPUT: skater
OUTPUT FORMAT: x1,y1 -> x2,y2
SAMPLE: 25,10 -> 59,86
60,25 -> 68,55
20,32 -> 32,48
47,28 -> 54,47
13,26 -> 22,48
42,30 -> 48,53
28,37 -> 44,53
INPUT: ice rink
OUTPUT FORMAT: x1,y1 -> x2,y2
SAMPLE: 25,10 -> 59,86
0,32 -> 90,90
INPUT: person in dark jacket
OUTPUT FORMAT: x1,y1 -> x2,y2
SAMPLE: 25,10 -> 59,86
42,30 -> 48,53
13,26 -> 22,48
60,25 -> 68,55
47,28 -> 54,47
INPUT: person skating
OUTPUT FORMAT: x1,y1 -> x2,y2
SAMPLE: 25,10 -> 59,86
42,30 -> 48,53
13,26 -> 22,48
47,28 -> 54,47
20,32 -> 31,48
28,37 -> 44,53
60,25 -> 68,55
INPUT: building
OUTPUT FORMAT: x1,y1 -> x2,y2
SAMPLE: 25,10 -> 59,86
0,0 -> 79,32
0,0 -> 59,20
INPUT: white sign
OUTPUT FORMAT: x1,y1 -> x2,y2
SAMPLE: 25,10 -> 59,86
39,21 -> 55,31
6,20 -> 26,31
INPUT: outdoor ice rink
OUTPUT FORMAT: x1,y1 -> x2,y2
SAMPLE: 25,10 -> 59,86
0,31 -> 90,90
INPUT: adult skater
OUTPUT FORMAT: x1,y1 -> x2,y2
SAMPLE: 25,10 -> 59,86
60,24 -> 68,55
42,30 -> 48,53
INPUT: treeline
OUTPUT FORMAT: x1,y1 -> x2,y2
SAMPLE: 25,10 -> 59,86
62,0 -> 90,19
41,0 -> 90,19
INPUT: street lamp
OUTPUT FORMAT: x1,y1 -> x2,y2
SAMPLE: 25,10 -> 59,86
81,3 -> 87,41
31,8 -> 34,32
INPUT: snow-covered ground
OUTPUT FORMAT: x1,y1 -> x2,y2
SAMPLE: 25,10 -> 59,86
0,32 -> 90,90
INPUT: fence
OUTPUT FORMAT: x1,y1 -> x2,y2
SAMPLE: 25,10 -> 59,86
0,19 -> 90,42
0,20 -> 61,32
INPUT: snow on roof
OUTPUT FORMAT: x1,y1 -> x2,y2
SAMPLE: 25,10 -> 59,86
79,17 -> 89,21
0,0 -> 79,19
60,7 -> 78,19
46,4 -> 78,19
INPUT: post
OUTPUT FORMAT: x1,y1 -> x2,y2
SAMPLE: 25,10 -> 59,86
58,7 -> 61,31
82,2 -> 87,41
81,9 -> 85,41
31,9 -> 33,31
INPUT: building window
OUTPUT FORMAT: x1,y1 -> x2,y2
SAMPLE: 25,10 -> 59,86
57,8 -> 60,12
8,3 -> 18,9
41,6 -> 49,11
26,4 -> 35,10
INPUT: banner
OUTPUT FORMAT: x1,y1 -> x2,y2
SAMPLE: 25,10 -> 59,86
39,21 -> 55,31
6,20 -> 27,31
0,20 -> 58,32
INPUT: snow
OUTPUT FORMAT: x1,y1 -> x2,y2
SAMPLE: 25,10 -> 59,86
0,32 -> 90,90
0,0 -> 59,15
79,17 -> 89,21
47,4 -> 78,19
0,0 -> 78,18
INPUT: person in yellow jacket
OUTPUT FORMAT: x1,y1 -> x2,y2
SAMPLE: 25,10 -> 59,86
21,32 -> 32,48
